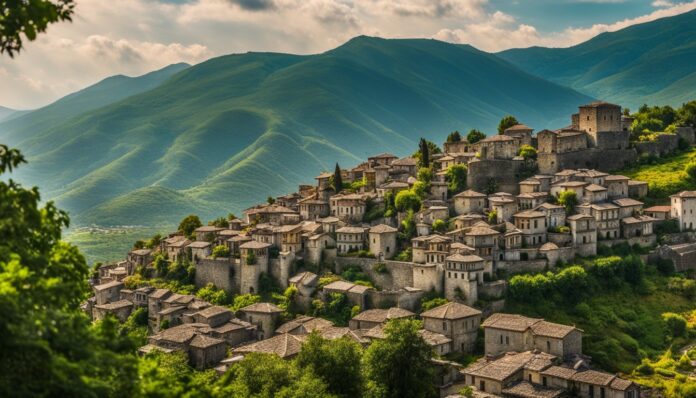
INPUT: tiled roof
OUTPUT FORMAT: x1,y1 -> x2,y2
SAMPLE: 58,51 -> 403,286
454,190 -> 487,198
239,240 -> 272,249
571,370 -> 616,386
445,253 -> 485,263
351,307 -> 414,323
370,224 -> 398,234
235,333 -> 305,358
481,313 -> 541,332
275,316 -> 334,334
502,381 -> 563,398
190,334 -> 225,348
421,302 -> 481,320
531,320 -> 579,339
241,302 -> 283,313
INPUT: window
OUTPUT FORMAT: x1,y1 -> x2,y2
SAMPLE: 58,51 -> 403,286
500,335 -> 503,344
547,341 -> 551,352
589,385 -> 594,398
443,322 -> 447,331
479,381 -> 485,392
600,387 -> 605,398
543,377 -> 548,386
506,336 -> 510,345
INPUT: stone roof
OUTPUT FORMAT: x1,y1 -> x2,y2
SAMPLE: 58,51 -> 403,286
239,240 -> 272,249
194,225 -> 224,233
613,198 -> 643,207
275,316 -> 334,334
149,288 -> 172,299
228,235 -> 252,242
539,242 -> 559,251
502,381 -> 563,398
235,333 -> 305,359
535,203 -> 564,210
419,329 -> 452,346
464,351 -> 556,382
480,135 -> 515,143
421,302 -> 481,320
454,189 -> 487,198
380,181 -> 409,189
505,124 -> 533,132
187,241 -> 212,249
584,184 -> 607,192
671,191 -> 696,198
488,196 -> 515,204
323,280 -> 356,292
318,216 -> 340,223
605,175 -> 630,181
370,152 -> 398,159
315,172 -> 333,179
628,180 -> 647,186
392,157 -> 417,166
288,271 -> 318,286
241,302 -> 283,313
93,280 -> 124,291
571,370 -> 616,386
196,306 -> 231,319
531,320 -> 580,339
190,334 -> 225,349
581,101 -> 620,109
541,365 -> 577,379
351,307 -> 414,323
336,226 -> 367,234
95,299 -> 133,310
567,214 -> 594,221
150,323 -> 208,344
320,326 -> 370,344
130,249 -> 152,256
445,253 -> 485,263
514,210 -> 545,219
482,313 -> 541,332
467,225 -> 500,236
610,377 -> 636,391
622,215 -> 657,224
370,224 -> 398,234
644,205 -> 671,213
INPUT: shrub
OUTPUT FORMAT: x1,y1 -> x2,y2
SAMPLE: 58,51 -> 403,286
197,283 -> 229,305
663,312 -> 687,337
212,244 -> 230,258
395,190 -> 422,213
467,129 -> 485,144
373,263 -> 388,274
685,161 -> 696,181
421,297 -> 447,312
432,219 -> 447,233
635,362 -> 654,375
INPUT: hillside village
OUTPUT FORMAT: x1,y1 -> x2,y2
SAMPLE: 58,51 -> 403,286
84,101 -> 696,398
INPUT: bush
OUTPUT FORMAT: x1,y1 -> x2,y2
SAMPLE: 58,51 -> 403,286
685,161 -> 696,181
663,312 -> 687,337
197,283 -> 229,305
432,219 -> 447,233
212,244 -> 230,258
635,362 -> 655,375
395,190 -> 422,213
373,263 -> 388,274
421,297 -> 448,312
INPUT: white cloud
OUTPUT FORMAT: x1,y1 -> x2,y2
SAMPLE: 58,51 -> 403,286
2,0 -> 696,108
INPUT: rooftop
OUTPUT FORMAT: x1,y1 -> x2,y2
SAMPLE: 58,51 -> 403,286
421,302 -> 482,320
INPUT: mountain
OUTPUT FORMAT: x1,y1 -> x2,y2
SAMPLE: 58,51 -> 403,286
497,9 -> 696,109
0,106 -> 22,123
1,36 -> 591,226
0,62 -> 190,146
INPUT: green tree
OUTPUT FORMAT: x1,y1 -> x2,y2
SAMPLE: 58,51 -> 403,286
209,216 -> 229,228
178,214 -> 202,239
0,145 -> 137,396
333,163 -> 343,192
153,254 -> 169,277
267,196 -> 276,205
518,145 -> 537,160
557,191 -> 578,214
146,233 -> 162,249
400,210 -> 417,241
466,129 -> 486,144
432,219 -> 447,233
231,293 -> 261,311
445,164 -> 467,194
1,0 -> 75,57
498,115 -> 519,134
363,319 -> 436,398
420,297 -> 447,312
295,333 -> 363,397
212,244 -> 230,258
197,283 -> 229,305
662,313 -> 687,337
685,161 -> 696,181
487,210 -> 498,224
395,190 -> 422,213
419,138 -> 430,168
417,167 -> 433,184
446,131 -> 462,143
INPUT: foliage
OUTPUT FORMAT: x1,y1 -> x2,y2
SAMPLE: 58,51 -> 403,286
662,312 -> 687,337
445,164 -> 467,194
421,297 -> 448,312
212,244 -> 230,258
311,292 -> 354,326
617,148 -> 696,202
154,254 -> 169,277
417,167 -> 433,184
230,294 -> 262,312
497,115 -> 519,134
197,283 -> 229,305
178,214 -> 202,239
557,190 -> 577,214
246,250 -> 257,265
399,210 -> 417,241
394,247 -> 412,262
364,197 -> 386,222
446,131 -> 462,143
431,219 -> 447,233
209,216 -> 229,228
0,0 -> 75,57
466,129 -> 486,144
487,210 -> 498,224
362,319 -> 437,398
373,262 -> 388,274
394,190 -> 422,213
518,144 -> 537,160
259,272 -> 283,299
413,139 -> 441,168
685,161 -> 696,181
341,266 -> 374,287
295,333 -> 363,398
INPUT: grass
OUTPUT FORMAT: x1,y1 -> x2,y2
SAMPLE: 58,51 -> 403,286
64,225 -> 171,265
617,147 -> 696,204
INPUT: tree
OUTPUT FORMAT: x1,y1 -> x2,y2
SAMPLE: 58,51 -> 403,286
267,196 -> 276,205
417,167 -> 433,184
466,129 -> 486,144
662,313 -> 687,337
498,115 -> 519,134
557,191 -> 578,214
230,293 -> 262,311
419,138 -> 430,168
445,164 -> 467,194
487,210 -> 498,224
209,216 -> 229,228
395,190 -> 422,213
0,144 -> 137,396
197,283 -> 229,305
400,209 -> 417,241
1,0 -> 75,57
295,333 -> 363,397
362,319 -> 437,398
178,214 -> 202,239
333,163 -> 343,192
153,254 -> 169,277
518,145 -> 537,161
432,219 -> 447,233
685,161 -> 696,181
446,131 -> 462,143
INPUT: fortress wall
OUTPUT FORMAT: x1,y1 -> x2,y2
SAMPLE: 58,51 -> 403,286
195,258 -> 238,293
334,257 -> 414,290
539,148 -> 637,174
467,159 -> 523,194
634,134 -> 679,157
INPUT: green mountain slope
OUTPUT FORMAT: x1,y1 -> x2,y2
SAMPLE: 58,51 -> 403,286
0,106 -> 17,122
497,9 -> 696,109
2,37 -> 591,226
0,62 -> 190,149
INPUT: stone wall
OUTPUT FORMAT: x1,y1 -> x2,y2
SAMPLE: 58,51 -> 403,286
595,130 -> 630,150
676,126 -> 695,145
195,258 -> 239,293
634,134 -> 679,157
538,148 -> 637,174
366,289 -> 424,311
334,257 -> 414,290
479,280 -> 506,299
599,235 -> 657,248
547,233 -> 572,246
498,259 -> 548,274
467,158 -> 524,194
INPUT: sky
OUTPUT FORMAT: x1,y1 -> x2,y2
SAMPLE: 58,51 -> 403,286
1,0 -> 695,109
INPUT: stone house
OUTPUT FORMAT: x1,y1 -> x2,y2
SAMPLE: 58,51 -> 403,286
604,175 -> 630,199
93,299 -> 133,322
188,241 -> 212,262
489,196 -> 517,223
463,225 -> 500,260
656,243 -> 696,272
621,215 -> 656,239
613,198 -> 643,218
503,124 -> 533,146
391,157 -> 418,176
671,191 -> 696,230
164,236 -> 191,262
574,169 -> 609,186
577,203 -> 620,241
322,280 -> 372,309
451,214 -> 486,230
127,249 -> 152,270
244,204 -> 298,225
568,214 -> 597,256
235,333 -> 306,359
148,288 -> 173,329
336,226 -> 368,254
239,240 -> 271,295
194,306 -> 233,328
304,233 -> 335,265
644,205 -> 671,220
145,323 -> 226,369
550,180 -> 588,203
189,334 -> 227,369
534,203 -> 566,228
298,197 -> 329,220
443,254 -> 485,304
330,193 -> 367,223
376,181 -> 409,198
348,307 -> 414,330
584,184 -> 608,203
577,101 -> 622,146
517,192 -> 548,210
418,205 -> 449,225
93,280 -> 124,305
453,190 -> 487,215
368,152 -> 398,167
227,234 -> 252,257
288,271 -> 318,298
462,351 -> 557,395
369,224 -> 398,260
628,180 -> 648,198
276,224 -> 302,254
120,286 -> 153,308
519,178 -> 541,194
478,135 -> 519,160
194,225 -> 224,242
422,302 -> 482,354
513,210 -> 547,247
275,316 -> 333,335
238,302 -> 283,340
482,313 -> 582,359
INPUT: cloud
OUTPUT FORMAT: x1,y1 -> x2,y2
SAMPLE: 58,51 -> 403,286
652,0 -> 674,7
229,0 -> 276,11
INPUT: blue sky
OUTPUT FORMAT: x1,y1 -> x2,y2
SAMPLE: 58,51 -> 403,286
1,0 -> 694,109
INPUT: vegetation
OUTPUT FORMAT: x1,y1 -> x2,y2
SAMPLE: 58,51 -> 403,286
197,283 -> 229,305
557,191 -> 578,214
1,0 -> 75,57
212,244 -> 230,258
518,144 -> 537,161
432,219 -> 447,233
333,163 -> 343,192
395,190 -> 422,213
497,115 -> 519,134
618,147 -> 696,202
178,214 -> 202,239
311,293 -> 354,326
466,129 -> 486,144
445,164 -> 467,195
445,131 -> 462,143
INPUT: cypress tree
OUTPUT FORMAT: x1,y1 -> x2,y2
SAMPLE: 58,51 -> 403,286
333,162 -> 343,192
